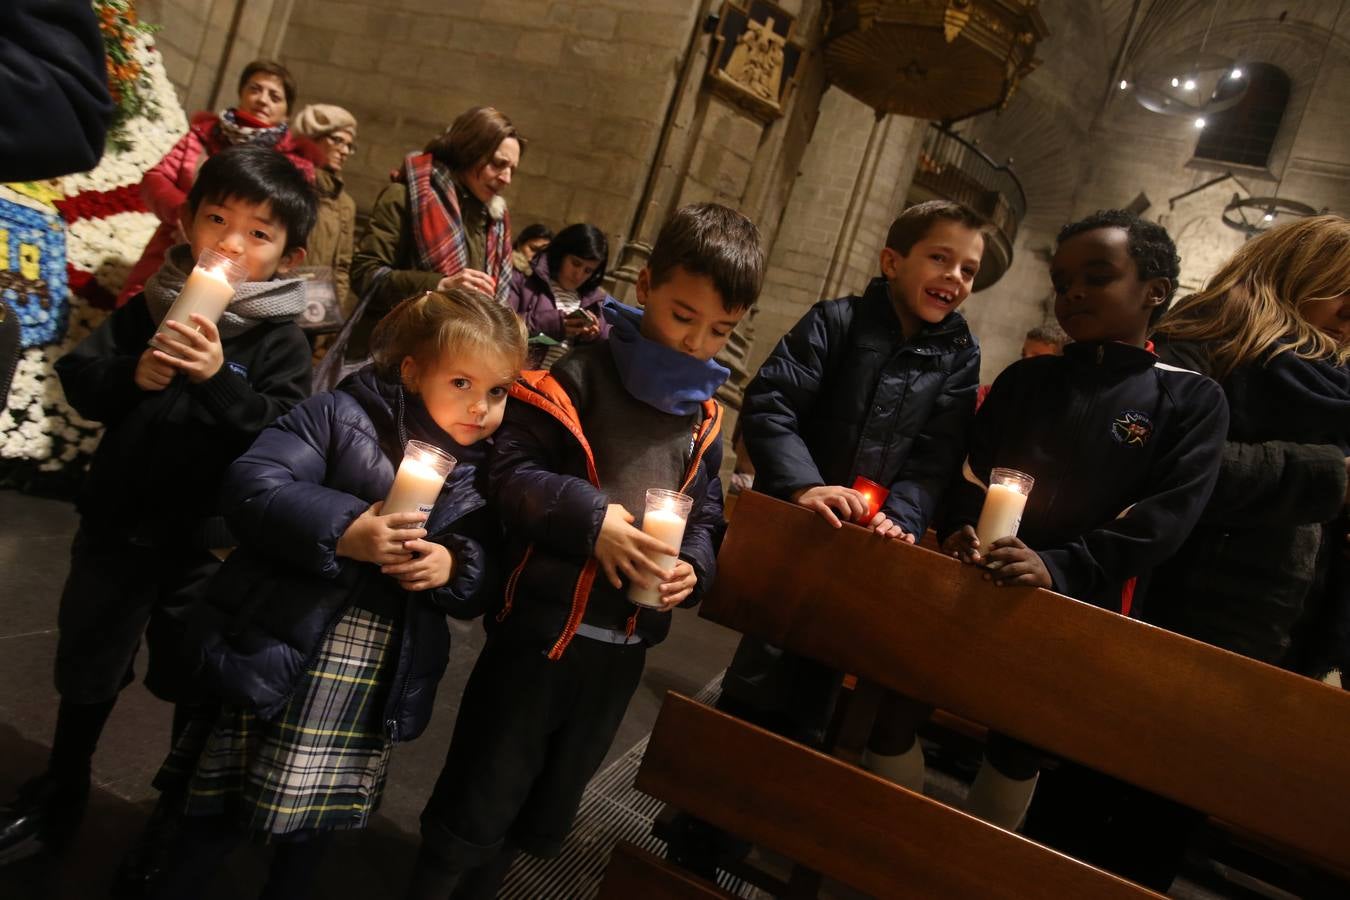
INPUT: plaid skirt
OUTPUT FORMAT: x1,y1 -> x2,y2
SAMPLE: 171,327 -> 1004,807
157,606 -> 398,836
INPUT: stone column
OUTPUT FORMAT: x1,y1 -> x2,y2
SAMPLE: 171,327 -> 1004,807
751,86 -> 926,375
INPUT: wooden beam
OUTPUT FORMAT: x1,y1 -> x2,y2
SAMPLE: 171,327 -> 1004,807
639,693 -> 1162,900
702,491 -> 1350,872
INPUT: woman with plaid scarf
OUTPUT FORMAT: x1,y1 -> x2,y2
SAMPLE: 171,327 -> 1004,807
343,107 -> 524,368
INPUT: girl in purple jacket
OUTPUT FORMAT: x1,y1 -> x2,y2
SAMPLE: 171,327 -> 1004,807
508,223 -> 612,368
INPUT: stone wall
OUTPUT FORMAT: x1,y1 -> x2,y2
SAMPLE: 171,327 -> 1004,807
753,87 -> 924,374
960,0 -> 1350,383
139,0 -> 292,115
276,0 -> 702,246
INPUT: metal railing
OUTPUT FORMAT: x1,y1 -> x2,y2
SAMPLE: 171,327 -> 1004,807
914,125 -> 1027,246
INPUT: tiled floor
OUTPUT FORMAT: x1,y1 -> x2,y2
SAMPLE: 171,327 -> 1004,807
0,489 -> 742,899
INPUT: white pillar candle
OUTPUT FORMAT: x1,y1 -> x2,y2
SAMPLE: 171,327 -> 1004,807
629,489 -> 694,608
149,248 -> 248,356
974,467 -> 1035,556
384,440 -> 456,521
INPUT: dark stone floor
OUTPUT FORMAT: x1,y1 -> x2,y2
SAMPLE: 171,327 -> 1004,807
0,490 -> 742,899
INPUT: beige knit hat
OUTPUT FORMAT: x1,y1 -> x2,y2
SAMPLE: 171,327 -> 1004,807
292,103 -> 357,139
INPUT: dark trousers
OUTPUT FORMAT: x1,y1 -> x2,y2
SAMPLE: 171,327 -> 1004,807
420,634 -> 646,867
1023,763 -> 1203,892
149,816 -> 331,900
55,527 -> 218,704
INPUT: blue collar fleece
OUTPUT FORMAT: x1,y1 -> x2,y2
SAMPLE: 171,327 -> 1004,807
602,299 -> 730,416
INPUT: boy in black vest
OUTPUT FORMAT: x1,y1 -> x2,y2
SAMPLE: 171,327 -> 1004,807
408,203 -> 764,899
0,146 -> 316,863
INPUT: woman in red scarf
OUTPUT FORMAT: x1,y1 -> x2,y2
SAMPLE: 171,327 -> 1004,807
343,106 -> 523,364
117,60 -> 319,303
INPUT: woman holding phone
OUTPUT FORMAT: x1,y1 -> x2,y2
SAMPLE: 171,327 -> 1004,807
508,222 -> 612,368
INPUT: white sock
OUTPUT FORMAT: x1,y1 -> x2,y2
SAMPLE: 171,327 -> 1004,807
965,761 -> 1039,831
862,741 -> 926,794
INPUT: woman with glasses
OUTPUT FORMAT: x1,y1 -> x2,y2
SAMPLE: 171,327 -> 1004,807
293,104 -> 359,316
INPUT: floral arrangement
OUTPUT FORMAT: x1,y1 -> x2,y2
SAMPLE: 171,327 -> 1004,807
98,0 -> 161,152
0,18 -> 186,494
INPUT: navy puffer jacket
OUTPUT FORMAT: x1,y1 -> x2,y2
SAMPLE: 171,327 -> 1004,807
188,367 -> 496,742
743,276 -> 979,535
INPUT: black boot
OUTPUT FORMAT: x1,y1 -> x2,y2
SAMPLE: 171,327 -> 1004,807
0,771 -> 91,865
449,846 -> 517,900
404,847 -> 466,900
109,791 -> 182,898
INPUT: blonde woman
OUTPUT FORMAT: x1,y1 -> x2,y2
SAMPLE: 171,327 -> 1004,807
1147,215 -> 1349,674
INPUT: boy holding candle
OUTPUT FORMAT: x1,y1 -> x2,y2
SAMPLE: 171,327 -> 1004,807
937,209 -> 1229,831
0,145 -> 316,864
407,203 -> 764,899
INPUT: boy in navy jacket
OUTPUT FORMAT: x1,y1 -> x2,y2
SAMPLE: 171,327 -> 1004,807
0,146 -> 316,863
724,199 -> 984,750
938,210 -> 1229,829
665,202 -> 987,878
408,204 -> 764,899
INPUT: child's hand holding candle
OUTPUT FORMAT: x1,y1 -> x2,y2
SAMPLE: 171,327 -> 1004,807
628,489 -> 695,609
849,475 -> 913,541
594,504 -> 681,597
793,484 -> 871,529
150,315 -> 226,383
381,539 -> 456,592
149,247 -> 248,356
945,467 -> 1038,573
974,467 -> 1034,556
337,502 -> 429,566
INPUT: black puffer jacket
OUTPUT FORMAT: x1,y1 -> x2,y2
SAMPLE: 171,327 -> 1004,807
188,367 -> 495,742
1144,340 -> 1349,668
742,277 -> 979,535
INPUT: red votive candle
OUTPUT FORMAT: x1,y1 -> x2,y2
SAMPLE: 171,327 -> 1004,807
851,475 -> 889,523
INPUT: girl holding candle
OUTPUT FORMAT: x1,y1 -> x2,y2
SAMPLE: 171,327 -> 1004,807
141,289 -> 525,897
0,146 -> 318,867
932,210 -> 1229,838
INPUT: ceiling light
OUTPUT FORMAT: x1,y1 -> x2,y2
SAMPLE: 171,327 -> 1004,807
1194,117 -> 1206,128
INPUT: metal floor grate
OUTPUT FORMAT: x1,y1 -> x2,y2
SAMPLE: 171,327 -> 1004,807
499,675 -> 762,899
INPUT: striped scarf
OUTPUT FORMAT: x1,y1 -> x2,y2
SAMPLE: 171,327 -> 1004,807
214,107 -> 288,148
403,152 -> 512,305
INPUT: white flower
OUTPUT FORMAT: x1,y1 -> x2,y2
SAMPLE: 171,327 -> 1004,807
3,33 -> 186,471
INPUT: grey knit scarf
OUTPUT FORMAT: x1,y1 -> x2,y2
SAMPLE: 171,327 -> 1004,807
145,245 -> 307,338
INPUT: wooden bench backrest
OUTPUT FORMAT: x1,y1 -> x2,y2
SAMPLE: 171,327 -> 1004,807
637,693 -> 1162,899
598,841 -> 733,900
701,492 -> 1350,873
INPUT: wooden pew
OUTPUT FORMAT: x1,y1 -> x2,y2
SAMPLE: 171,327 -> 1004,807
628,691 -> 1162,899
693,491 -> 1350,880
598,840 -> 733,899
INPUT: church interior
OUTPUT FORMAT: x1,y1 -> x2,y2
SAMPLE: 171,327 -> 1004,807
1,0 -> 1348,897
